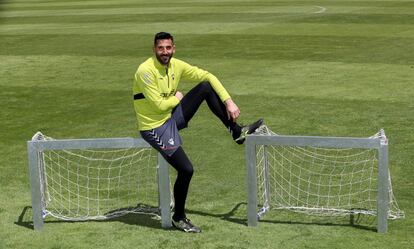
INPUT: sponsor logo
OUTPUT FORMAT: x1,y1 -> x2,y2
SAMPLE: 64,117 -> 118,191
160,89 -> 176,97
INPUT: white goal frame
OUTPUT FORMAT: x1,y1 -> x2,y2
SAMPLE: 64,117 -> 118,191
245,132 -> 391,233
27,136 -> 172,231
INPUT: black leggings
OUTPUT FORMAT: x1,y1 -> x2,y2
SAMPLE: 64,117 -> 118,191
180,81 -> 235,128
161,81 -> 236,221
160,147 -> 193,221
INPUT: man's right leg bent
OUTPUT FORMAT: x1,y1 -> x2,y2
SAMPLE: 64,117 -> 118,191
179,81 -> 242,139
178,81 -> 263,144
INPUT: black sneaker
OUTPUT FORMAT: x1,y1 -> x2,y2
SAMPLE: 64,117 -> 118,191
172,218 -> 202,233
234,118 -> 264,144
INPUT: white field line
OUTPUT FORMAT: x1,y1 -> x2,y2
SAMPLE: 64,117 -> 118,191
313,6 -> 327,14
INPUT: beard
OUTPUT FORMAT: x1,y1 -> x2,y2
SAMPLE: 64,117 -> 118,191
156,53 -> 173,65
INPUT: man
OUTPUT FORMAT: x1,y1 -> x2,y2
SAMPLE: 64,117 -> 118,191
133,32 -> 262,233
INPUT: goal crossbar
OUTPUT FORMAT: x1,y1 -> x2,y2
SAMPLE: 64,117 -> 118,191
27,133 -> 172,230
246,129 -> 401,233
29,137 -> 151,151
246,135 -> 382,149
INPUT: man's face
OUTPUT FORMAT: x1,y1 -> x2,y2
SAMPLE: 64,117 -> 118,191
153,39 -> 175,65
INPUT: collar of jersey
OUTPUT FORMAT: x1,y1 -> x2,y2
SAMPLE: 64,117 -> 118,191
152,56 -> 172,70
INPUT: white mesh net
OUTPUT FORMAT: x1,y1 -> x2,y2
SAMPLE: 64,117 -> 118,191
32,132 -> 165,221
253,126 -> 404,220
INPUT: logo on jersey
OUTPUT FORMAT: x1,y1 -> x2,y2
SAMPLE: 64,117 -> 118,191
142,73 -> 152,85
168,138 -> 175,146
160,89 -> 176,97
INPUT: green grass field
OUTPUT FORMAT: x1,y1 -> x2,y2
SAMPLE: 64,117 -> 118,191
1,0 -> 413,248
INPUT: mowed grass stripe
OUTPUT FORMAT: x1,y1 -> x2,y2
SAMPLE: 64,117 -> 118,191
3,84 -> 412,141
0,6 -> 328,18
1,54 -> 413,103
1,22 -> 413,38
0,22 -> 264,35
1,0 -> 144,9
3,4 -> 414,18
3,13 -> 414,25
3,0 -> 414,10
292,13 -> 414,25
1,34 -> 413,65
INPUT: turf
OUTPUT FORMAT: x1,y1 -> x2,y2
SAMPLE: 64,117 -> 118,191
0,0 -> 413,248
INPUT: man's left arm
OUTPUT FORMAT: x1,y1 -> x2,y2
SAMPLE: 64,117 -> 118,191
179,60 -> 240,121
179,60 -> 231,102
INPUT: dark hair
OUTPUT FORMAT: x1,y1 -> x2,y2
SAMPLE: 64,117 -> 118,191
154,32 -> 174,45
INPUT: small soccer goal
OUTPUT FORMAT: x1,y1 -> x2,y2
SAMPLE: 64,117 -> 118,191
27,132 -> 173,230
245,126 -> 404,233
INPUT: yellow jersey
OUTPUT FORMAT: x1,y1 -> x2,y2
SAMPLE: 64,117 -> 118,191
133,56 -> 231,130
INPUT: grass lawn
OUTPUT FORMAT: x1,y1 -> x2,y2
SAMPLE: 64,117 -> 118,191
0,0 -> 413,248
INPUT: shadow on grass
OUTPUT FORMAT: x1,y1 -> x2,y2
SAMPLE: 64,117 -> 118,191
187,202 -> 247,225
15,205 -> 168,231
17,203 -> 377,232
259,216 -> 377,232
15,206 -> 34,230
187,202 -> 377,232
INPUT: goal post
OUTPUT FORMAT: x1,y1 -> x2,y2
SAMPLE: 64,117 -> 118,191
246,127 -> 404,233
27,132 -> 172,231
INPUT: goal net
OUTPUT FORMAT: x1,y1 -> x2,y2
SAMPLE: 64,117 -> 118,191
27,132 -> 173,230
246,126 -> 404,232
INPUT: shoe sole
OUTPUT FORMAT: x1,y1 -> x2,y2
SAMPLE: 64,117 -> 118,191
172,221 -> 202,233
235,118 -> 264,144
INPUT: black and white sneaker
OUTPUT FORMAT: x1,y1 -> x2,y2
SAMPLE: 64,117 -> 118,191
234,118 -> 264,144
172,218 -> 202,233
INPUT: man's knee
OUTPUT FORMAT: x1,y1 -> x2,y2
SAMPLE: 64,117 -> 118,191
184,165 -> 194,177
178,165 -> 194,179
198,81 -> 213,93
